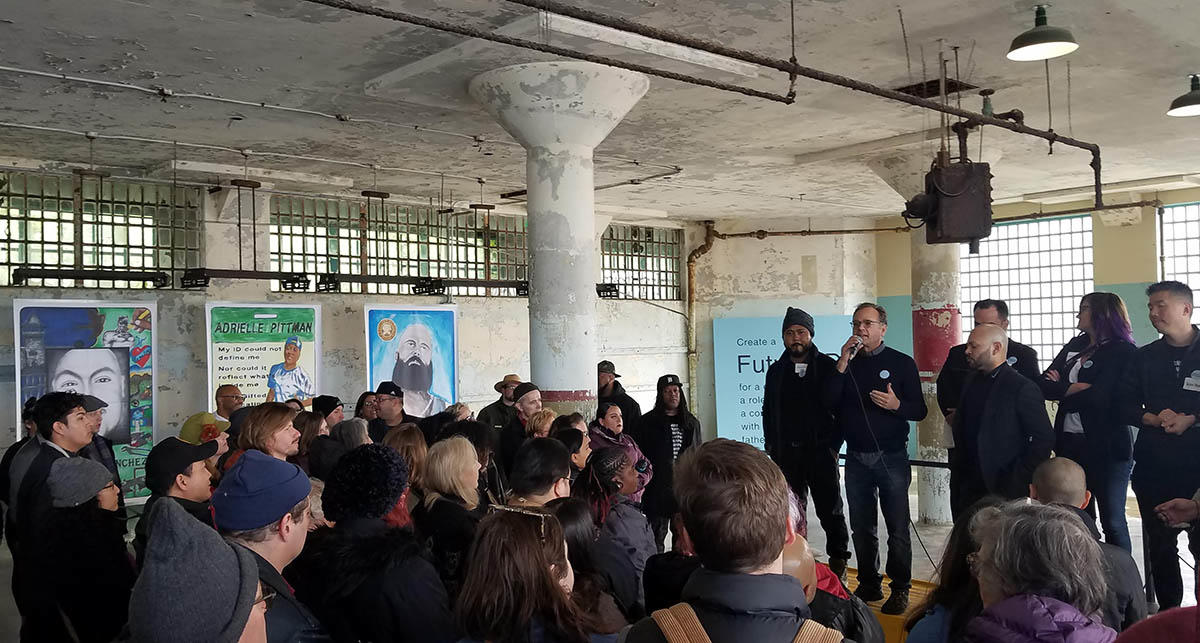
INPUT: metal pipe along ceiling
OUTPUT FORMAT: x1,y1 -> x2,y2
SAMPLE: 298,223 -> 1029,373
299,0 -> 1106,209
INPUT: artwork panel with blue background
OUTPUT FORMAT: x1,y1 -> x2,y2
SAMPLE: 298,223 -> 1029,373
713,314 -> 850,449
365,306 -> 457,416
15,300 -> 156,498
713,311 -> 919,457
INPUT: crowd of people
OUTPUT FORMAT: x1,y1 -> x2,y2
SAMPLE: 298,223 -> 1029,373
0,279 -> 1197,642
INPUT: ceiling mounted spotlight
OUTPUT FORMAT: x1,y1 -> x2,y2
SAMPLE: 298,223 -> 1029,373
1007,5 -> 1078,62
1167,74 -> 1200,117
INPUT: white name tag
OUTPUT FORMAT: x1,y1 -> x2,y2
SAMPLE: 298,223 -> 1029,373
795,363 -> 808,377
1184,377 -> 1200,392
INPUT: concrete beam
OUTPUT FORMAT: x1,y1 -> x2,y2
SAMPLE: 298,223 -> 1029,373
794,128 -> 944,166
146,160 -> 351,188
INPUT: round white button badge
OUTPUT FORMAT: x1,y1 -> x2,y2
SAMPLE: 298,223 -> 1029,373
880,370 -> 890,379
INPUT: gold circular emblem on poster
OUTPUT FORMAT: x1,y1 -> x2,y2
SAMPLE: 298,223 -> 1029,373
377,319 -> 397,341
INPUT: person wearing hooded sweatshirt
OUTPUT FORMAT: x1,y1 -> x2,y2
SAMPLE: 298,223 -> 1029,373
128,498 -> 268,643
284,444 -> 455,643
634,374 -> 701,553
964,501 -> 1117,643
762,306 -> 851,579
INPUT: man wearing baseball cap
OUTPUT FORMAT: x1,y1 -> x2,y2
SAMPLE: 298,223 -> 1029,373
634,374 -> 703,552
598,360 -> 642,433
477,374 -> 522,432
266,335 -> 314,408
215,450 -> 326,641
368,381 -> 406,443
134,436 -> 220,569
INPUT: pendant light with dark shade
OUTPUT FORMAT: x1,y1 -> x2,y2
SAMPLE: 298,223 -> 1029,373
1007,5 -> 1079,62
1167,74 -> 1200,117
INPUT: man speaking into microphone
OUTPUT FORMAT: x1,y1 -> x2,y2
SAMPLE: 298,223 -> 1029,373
824,302 -> 926,615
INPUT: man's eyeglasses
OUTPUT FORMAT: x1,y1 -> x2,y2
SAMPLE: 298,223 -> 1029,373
851,320 -> 881,329
488,504 -> 549,542
218,394 -> 246,402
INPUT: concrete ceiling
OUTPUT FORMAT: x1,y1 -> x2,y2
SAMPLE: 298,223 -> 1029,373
0,0 -> 1197,222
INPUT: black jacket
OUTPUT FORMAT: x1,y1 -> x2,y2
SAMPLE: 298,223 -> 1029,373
824,344 -> 927,453
0,435 -> 33,546
622,568 -> 831,643
285,518 -> 456,643
245,547 -> 330,643
634,409 -> 701,519
306,435 -> 348,481
410,493 -> 481,602
762,348 -> 840,456
937,341 -> 1040,417
498,415 -> 528,477
476,398 -> 518,432
953,364 -> 1054,499
600,380 -> 643,433
1041,336 -> 1139,463
1060,505 -> 1147,632
134,494 -> 215,570
27,503 -> 134,643
809,587 -> 885,643
1125,326 -> 1200,483
642,552 -> 700,614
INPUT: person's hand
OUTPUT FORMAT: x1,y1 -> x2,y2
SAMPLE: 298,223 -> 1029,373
836,336 -> 861,373
870,383 -> 901,411
1065,382 -> 1092,396
1156,498 -> 1200,526
1163,413 -> 1196,435
1160,409 -> 1179,425
1043,369 -> 1060,382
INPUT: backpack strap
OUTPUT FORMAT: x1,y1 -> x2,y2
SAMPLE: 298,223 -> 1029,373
651,603 -> 713,643
793,619 -> 844,643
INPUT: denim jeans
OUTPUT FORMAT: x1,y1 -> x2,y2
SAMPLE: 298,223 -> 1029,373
845,449 -> 912,591
1057,433 -> 1133,553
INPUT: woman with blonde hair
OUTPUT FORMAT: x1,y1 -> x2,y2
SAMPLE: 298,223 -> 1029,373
412,435 -> 484,601
528,408 -> 559,439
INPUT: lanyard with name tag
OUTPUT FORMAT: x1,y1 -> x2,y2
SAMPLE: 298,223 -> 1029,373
795,363 -> 808,377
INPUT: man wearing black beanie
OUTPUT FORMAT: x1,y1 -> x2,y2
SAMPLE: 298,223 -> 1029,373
761,307 -> 851,579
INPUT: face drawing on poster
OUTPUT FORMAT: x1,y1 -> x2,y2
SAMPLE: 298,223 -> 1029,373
391,322 -> 448,418
266,335 -> 314,404
48,347 -> 132,443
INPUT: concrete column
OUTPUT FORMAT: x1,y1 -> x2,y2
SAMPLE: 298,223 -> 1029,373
469,62 -> 649,415
867,154 -> 956,525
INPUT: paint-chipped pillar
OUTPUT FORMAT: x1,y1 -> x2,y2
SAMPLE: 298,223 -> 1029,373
469,62 -> 649,416
868,154 -> 956,525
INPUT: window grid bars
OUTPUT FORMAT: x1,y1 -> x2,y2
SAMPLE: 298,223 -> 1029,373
1159,202 -> 1200,323
600,224 -> 682,301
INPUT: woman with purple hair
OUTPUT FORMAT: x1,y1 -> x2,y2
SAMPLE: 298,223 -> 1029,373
1040,292 -> 1138,553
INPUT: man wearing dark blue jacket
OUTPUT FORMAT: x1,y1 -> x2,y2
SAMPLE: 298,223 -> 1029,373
825,302 -> 926,616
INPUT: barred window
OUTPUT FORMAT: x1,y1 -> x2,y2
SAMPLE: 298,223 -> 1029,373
268,195 -> 527,296
601,224 -> 682,300
0,171 -> 202,288
960,215 -> 1094,361
1159,202 -> 1200,322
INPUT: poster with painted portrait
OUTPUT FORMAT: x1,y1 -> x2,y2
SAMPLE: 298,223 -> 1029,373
206,304 -> 321,409
14,299 -> 156,497
364,305 -> 457,419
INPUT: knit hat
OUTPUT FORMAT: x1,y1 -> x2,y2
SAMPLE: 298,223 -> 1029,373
213,450 -> 312,531
513,382 -> 540,404
322,444 -> 409,523
128,499 -> 259,643
48,457 -> 114,508
782,307 -> 815,336
178,412 -> 230,445
312,395 -> 343,420
146,437 -> 219,496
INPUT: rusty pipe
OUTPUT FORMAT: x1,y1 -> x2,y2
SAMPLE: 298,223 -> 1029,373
685,221 -> 717,407
714,226 -> 909,239
998,199 -> 1161,224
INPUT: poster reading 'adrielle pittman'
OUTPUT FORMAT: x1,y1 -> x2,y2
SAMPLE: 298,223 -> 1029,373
206,304 -> 321,408
14,299 -> 157,498
365,305 -> 457,420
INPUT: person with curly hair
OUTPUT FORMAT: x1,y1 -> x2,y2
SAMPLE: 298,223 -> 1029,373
572,447 -> 655,606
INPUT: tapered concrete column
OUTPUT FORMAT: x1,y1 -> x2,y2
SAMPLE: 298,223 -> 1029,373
867,154 -> 957,525
470,62 -> 649,415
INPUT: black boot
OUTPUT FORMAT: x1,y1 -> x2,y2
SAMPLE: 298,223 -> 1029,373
853,583 -> 883,602
881,588 -> 910,615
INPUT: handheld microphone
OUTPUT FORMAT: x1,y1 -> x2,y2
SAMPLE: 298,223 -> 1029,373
847,336 -> 865,359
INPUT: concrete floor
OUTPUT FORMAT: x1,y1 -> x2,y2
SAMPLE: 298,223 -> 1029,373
0,481 -> 1193,642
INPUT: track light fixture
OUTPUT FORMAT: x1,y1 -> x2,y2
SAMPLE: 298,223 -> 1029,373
1007,5 -> 1078,62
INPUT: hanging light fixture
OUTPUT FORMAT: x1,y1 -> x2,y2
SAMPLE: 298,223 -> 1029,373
1167,74 -> 1200,117
1007,5 -> 1078,62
